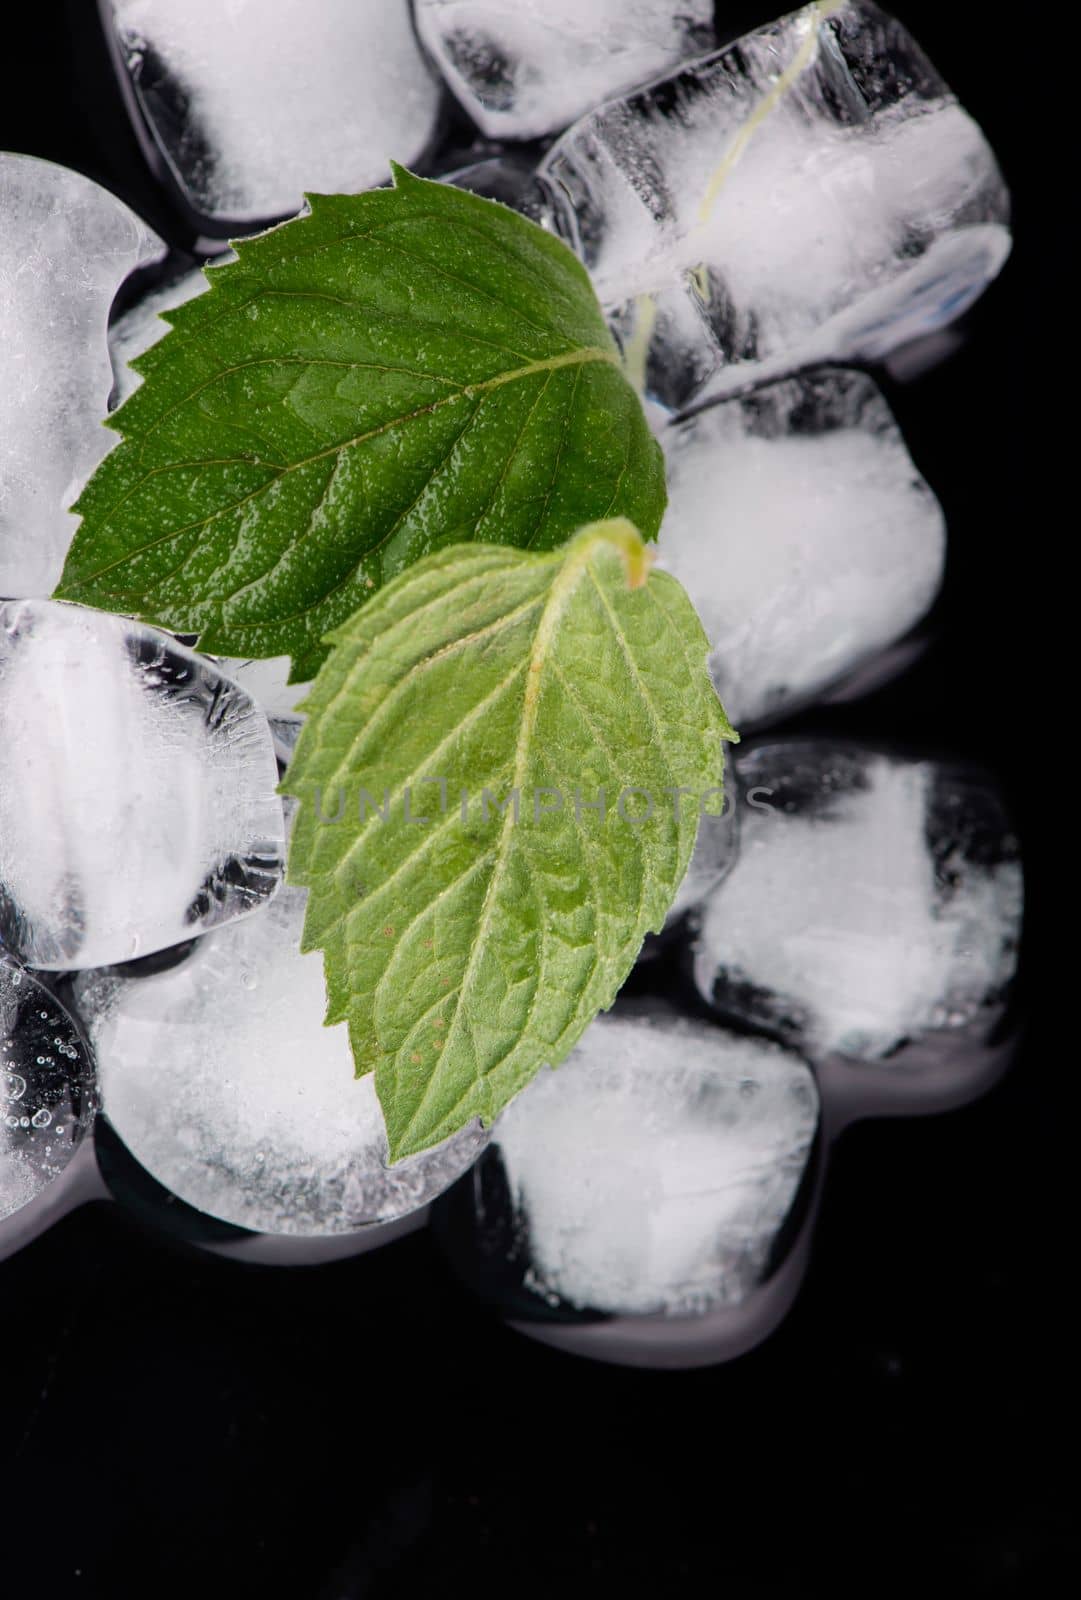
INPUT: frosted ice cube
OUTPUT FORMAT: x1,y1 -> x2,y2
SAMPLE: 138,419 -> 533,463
656,369 -> 945,727
415,0 -> 716,141
73,884 -> 488,1235
693,743 -> 1023,1061
0,600 -> 284,970
539,0 -> 1010,408
107,0 -> 442,225
487,1006 -> 818,1316
0,152 -> 164,596
0,959 -> 96,1221
108,257 -> 222,410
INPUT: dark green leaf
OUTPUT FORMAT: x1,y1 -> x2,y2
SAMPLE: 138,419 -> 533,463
56,166 -> 666,681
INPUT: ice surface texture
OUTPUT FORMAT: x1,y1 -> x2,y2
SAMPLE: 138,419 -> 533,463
492,1007 -> 818,1316
657,370 -> 945,727
0,600 -> 284,970
416,0 -> 715,141
694,744 -> 1023,1061
74,884 -> 488,1236
1,960 -> 95,1221
108,0 -> 442,224
539,0 -> 1010,408
0,152 -> 163,597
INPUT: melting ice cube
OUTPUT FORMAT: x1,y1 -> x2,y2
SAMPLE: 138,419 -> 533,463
0,600 -> 284,969
656,369 -> 945,727
72,883 -> 488,1235
107,0 -> 442,225
471,1005 -> 818,1316
416,0 -> 716,140
693,742 -> 1024,1062
0,152 -> 163,596
539,0 -> 1010,407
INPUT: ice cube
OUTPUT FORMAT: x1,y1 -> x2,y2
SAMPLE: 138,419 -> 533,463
0,599 -> 284,970
0,152 -> 164,597
462,1005 -> 818,1316
415,0 -> 716,141
108,257 -> 222,410
0,959 -> 96,1221
656,369 -> 945,727
107,0 -> 442,225
693,743 -> 1023,1062
72,883 -> 488,1235
539,0 -> 1010,408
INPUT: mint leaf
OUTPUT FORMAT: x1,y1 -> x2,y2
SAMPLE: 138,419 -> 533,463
55,166 -> 666,683
283,519 -> 736,1160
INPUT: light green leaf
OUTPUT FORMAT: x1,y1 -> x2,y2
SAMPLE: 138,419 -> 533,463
55,165 -> 666,683
283,518 -> 737,1160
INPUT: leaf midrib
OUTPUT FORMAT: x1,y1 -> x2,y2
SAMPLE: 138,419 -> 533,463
61,344 -> 619,596
394,534 -> 612,1144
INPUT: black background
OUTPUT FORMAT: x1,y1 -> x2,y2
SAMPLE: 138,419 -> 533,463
1,4 -> 1067,1597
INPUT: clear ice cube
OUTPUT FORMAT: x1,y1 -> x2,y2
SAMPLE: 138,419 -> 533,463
0,600 -> 284,970
1,958 -> 96,1221
656,369 -> 945,727
693,742 -> 1024,1062
539,0 -> 1010,408
0,152 -> 164,596
415,0 -> 716,141
107,0 -> 442,225
484,1005 -> 818,1316
72,883 -> 488,1235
